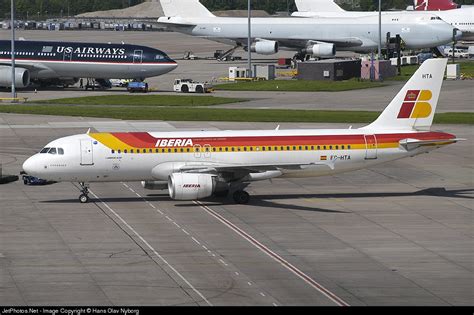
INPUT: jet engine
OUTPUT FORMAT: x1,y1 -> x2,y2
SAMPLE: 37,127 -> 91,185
141,180 -> 169,190
250,41 -> 279,55
168,173 -> 216,200
0,66 -> 30,88
304,43 -> 336,57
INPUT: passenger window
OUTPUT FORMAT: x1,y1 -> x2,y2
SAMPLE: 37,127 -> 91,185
48,148 -> 57,154
58,148 -> 64,155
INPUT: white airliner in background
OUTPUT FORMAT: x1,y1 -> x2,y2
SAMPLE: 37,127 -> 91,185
23,59 -> 460,204
293,0 -> 473,41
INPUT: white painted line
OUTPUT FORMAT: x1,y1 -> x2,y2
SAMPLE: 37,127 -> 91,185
219,259 -> 228,266
173,222 -> 181,228
136,193 -> 141,197
182,229 -> 190,235
122,183 -> 129,188
129,188 -> 136,193
165,216 -> 172,221
235,272 -> 239,276
247,282 -> 252,286
191,237 -> 201,245
202,245 -> 208,250
194,200 -> 349,307
149,204 -> 156,209
273,303 -> 278,307
260,292 -> 266,297
90,190 -> 212,306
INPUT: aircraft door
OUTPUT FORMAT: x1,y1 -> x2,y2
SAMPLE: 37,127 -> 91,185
364,135 -> 378,160
193,144 -> 201,158
133,50 -> 143,64
63,50 -> 73,61
203,144 -> 212,159
80,140 -> 94,165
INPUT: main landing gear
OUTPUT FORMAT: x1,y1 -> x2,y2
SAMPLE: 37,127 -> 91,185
78,182 -> 90,203
233,190 -> 250,204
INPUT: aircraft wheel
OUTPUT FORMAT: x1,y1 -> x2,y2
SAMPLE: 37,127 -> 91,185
214,189 -> 229,198
196,85 -> 204,93
233,190 -> 250,204
181,85 -> 189,93
79,194 -> 89,204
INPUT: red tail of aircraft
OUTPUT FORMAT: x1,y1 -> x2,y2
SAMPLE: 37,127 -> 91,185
414,0 -> 459,10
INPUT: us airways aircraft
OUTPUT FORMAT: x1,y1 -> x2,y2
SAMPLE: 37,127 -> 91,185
22,59 -> 461,204
157,0 -> 459,58
0,40 -> 177,88
293,0 -> 473,41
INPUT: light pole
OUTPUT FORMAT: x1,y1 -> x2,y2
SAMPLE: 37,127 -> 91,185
10,0 -> 16,100
247,0 -> 252,78
378,0 -> 382,60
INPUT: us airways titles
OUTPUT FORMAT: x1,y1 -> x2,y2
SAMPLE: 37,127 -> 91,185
56,46 -> 126,55
155,139 -> 194,147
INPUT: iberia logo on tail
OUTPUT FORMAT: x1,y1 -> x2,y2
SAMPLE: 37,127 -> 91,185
397,90 -> 432,119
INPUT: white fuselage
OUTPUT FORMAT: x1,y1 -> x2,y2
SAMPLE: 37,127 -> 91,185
22,129 -> 455,183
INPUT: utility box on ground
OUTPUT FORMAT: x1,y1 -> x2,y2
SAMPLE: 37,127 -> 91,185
253,64 -> 276,80
446,64 -> 460,79
228,67 -> 249,81
361,60 -> 397,80
297,59 -> 361,81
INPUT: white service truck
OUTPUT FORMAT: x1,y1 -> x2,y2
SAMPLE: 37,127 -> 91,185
173,79 -> 212,93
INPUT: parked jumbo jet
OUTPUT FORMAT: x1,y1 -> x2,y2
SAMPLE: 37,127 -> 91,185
23,59 -> 462,204
293,0 -> 473,41
156,0 -> 460,59
0,40 -> 177,88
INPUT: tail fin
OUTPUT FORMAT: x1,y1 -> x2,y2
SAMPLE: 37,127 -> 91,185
159,0 -> 215,18
295,0 -> 346,12
362,58 -> 447,131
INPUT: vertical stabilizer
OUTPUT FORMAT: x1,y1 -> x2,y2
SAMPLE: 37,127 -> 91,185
362,59 -> 447,131
159,0 -> 215,18
295,0 -> 346,12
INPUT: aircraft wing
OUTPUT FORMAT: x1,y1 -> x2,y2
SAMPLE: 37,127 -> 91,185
228,37 -> 364,49
174,161 -> 335,177
399,138 -> 463,151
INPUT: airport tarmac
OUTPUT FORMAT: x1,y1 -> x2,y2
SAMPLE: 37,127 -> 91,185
0,30 -> 472,112
0,113 -> 472,306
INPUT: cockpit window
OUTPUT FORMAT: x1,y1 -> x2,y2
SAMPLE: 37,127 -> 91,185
48,148 -> 57,154
155,54 -> 164,60
58,148 -> 64,155
40,147 -> 50,153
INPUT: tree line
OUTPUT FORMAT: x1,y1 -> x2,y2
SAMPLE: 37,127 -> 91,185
0,0 -> 472,20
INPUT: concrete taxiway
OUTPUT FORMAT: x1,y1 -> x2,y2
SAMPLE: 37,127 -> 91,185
0,113 -> 472,306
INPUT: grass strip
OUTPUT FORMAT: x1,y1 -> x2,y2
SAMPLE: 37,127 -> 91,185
36,95 -> 245,106
214,79 -> 386,92
0,105 -> 472,125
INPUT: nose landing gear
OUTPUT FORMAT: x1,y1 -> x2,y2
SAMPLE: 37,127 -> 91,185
78,182 -> 90,203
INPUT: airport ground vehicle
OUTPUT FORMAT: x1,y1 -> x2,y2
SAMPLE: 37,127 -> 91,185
444,48 -> 469,58
110,79 -> 132,87
22,59 -> 461,204
173,79 -> 212,93
127,81 -> 149,93
22,175 -> 53,185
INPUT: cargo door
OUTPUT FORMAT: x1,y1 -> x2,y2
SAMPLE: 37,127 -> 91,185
80,140 -> 94,165
364,135 -> 378,160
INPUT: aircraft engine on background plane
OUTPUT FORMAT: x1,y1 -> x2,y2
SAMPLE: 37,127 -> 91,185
304,43 -> 336,57
0,66 -> 30,88
250,40 -> 279,55
168,173 -> 216,200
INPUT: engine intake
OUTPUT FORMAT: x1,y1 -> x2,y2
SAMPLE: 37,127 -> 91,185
0,66 -> 30,88
304,44 -> 336,57
168,173 -> 216,200
250,41 -> 279,55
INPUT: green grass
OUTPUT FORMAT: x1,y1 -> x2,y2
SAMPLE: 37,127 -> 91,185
36,95 -> 245,106
389,60 -> 474,81
214,79 -> 386,92
0,105 -> 471,124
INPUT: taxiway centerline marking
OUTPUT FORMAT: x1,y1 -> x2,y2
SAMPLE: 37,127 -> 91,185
89,190 -> 212,306
194,200 -> 349,307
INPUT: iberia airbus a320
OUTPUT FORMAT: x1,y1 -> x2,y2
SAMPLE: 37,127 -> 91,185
23,59 -> 461,204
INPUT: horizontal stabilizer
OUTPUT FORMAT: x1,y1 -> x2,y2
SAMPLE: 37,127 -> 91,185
399,138 -> 463,150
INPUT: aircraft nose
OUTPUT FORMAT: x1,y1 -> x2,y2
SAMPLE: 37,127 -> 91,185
22,155 -> 41,176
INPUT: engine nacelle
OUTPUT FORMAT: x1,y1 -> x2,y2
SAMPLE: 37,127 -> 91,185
168,173 -> 216,201
0,66 -> 30,88
141,180 -> 168,190
250,41 -> 279,55
304,44 -> 336,57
